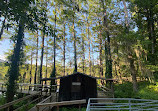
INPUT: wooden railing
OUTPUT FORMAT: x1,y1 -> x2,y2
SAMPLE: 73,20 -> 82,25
0,83 -> 53,95
0,92 -> 42,111
97,84 -> 114,98
36,99 -> 86,111
86,98 -> 158,111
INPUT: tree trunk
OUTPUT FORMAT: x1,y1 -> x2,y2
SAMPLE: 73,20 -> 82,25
73,9 -> 77,73
0,17 -> 6,39
0,3 -> 7,39
122,0 -> 129,33
51,11 -> 56,86
23,65 -> 29,83
91,37 -> 95,76
45,39 -> 48,84
39,32 -> 45,84
99,28 -> 104,84
101,0 -> 112,89
34,32 -> 38,84
6,20 -> 24,107
29,51 -> 33,84
146,6 -> 156,65
81,29 -> 85,73
123,0 -> 138,91
87,19 -> 91,75
101,0 -> 112,78
128,57 -> 138,91
63,23 -> 66,76
99,26 -> 103,78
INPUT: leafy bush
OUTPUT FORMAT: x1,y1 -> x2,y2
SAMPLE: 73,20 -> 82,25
0,94 -> 6,105
114,81 -> 158,100
114,81 -> 135,98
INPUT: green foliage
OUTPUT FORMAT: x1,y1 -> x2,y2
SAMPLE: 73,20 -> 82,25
114,81 -> 158,100
0,94 -> 6,105
114,81 -> 135,98
56,107 -> 86,111
0,62 -> 8,81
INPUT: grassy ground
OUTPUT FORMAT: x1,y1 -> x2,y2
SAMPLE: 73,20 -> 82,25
114,81 -> 158,100
54,107 -> 86,111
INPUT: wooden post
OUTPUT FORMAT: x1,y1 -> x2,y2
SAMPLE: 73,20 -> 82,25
21,85 -> 22,92
56,91 -> 57,102
37,106 -> 39,111
57,106 -> 59,111
79,105 -> 81,111
41,81 -> 43,96
111,80 -> 114,98
2,84 -> 3,90
50,82 -> 52,95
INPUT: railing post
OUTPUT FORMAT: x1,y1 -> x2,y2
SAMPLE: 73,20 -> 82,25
129,99 -> 131,111
86,99 -> 90,111
57,106 -> 59,111
36,106 -> 39,111
21,84 -> 22,92
79,104 -> 81,111
2,84 -> 3,90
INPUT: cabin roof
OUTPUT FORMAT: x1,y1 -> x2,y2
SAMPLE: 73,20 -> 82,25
60,72 -> 96,79
41,72 -> 115,81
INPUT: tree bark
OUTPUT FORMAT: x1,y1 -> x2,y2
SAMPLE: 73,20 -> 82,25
34,32 -> 38,84
51,10 -> 56,86
45,38 -> 48,84
101,0 -> 112,78
128,56 -> 138,92
81,30 -> 85,73
146,6 -> 156,65
73,9 -> 77,73
63,23 -> 66,76
6,20 -> 24,107
99,24 -> 103,78
100,0 -> 112,89
0,1 -> 7,39
123,0 -> 138,91
29,51 -> 33,84
0,17 -> 6,39
39,32 -> 45,84
87,19 -> 91,75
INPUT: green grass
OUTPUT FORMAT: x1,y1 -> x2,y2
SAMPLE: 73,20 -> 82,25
57,107 -> 86,111
114,81 -> 158,100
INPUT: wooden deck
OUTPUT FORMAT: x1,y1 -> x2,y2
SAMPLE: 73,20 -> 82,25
0,82 -> 113,111
0,83 -> 54,96
0,87 -> 51,96
29,94 -> 58,111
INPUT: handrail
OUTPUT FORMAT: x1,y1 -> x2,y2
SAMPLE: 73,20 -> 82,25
97,84 -> 110,91
36,99 -> 86,111
0,92 -> 40,110
86,98 -> 158,111
38,95 -> 52,104
13,96 -> 44,111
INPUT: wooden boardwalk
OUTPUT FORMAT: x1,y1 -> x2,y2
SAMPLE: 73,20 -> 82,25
0,83 -> 52,96
29,94 -> 57,111
0,87 -> 50,96
0,82 -> 113,111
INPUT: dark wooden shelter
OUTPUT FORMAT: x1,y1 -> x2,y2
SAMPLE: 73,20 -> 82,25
58,72 -> 97,101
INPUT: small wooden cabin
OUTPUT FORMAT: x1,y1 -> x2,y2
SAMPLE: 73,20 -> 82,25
58,72 -> 97,101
